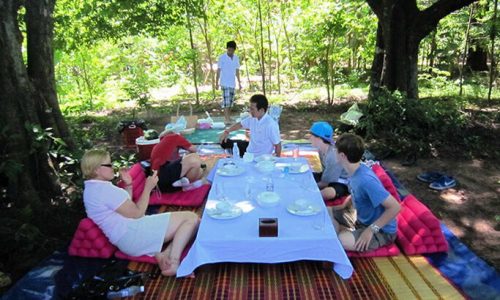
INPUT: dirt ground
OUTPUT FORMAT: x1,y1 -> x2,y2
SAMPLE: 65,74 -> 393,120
383,158 -> 500,271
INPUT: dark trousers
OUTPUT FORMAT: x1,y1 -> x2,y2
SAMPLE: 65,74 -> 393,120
220,139 -> 249,158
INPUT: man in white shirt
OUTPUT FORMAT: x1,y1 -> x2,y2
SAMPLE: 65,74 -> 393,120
216,41 -> 242,124
219,94 -> 281,157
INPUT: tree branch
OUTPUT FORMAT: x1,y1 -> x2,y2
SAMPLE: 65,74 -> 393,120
365,0 -> 382,18
417,0 -> 478,39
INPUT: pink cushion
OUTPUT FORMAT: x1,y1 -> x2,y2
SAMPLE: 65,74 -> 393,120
121,163 -> 210,207
347,243 -> 400,257
371,164 -> 401,201
68,218 -> 117,258
396,194 -> 448,255
149,184 -> 210,207
115,242 -> 192,264
324,195 -> 349,207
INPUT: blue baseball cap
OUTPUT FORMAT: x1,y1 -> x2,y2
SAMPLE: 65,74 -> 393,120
309,121 -> 334,143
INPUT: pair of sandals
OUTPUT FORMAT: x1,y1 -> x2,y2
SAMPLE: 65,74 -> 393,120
417,172 -> 457,190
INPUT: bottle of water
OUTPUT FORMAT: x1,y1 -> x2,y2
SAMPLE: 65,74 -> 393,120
266,177 -> 274,192
107,285 -> 144,299
232,142 -> 240,159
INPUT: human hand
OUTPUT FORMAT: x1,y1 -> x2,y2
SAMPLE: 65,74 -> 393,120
354,228 -> 374,252
144,170 -> 159,192
219,130 -> 229,144
119,167 -> 132,186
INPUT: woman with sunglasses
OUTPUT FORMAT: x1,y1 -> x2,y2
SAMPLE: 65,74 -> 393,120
81,149 -> 199,276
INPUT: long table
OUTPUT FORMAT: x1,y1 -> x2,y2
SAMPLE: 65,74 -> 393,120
177,157 -> 353,279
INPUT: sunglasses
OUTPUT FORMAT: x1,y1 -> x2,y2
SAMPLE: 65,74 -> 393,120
100,164 -> 113,168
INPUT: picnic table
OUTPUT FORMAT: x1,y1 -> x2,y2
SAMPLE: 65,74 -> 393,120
177,157 -> 353,279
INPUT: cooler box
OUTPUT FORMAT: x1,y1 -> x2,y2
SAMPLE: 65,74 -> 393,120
136,136 -> 159,161
118,120 -> 147,148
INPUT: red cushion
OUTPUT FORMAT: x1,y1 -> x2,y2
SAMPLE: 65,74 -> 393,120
347,243 -> 400,257
68,218 -> 117,258
371,164 -> 401,201
121,163 -> 210,207
325,195 -> 349,207
149,184 -> 210,207
396,194 -> 448,255
115,241 -> 192,264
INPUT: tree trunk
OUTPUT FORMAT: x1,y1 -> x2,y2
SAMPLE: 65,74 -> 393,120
257,0 -> 266,95
488,0 -> 498,102
280,3 -> 297,83
366,0 -> 479,99
368,23 -> 385,98
459,4 -> 474,96
466,43 -> 489,71
26,0 -> 75,149
198,7 -> 216,100
276,34 -> 281,94
237,30 -> 252,91
266,0 -> 272,92
185,6 -> 200,105
0,0 -> 62,207
325,37 -> 332,104
367,7 -> 420,99
428,29 -> 438,71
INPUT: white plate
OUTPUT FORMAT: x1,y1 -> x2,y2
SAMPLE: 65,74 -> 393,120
216,165 -> 245,176
254,154 -> 277,163
289,164 -> 309,174
255,160 -> 275,173
256,191 -> 280,207
206,206 -> 243,219
287,203 -> 321,216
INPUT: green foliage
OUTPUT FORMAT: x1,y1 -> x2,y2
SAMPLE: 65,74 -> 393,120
360,89 -> 469,156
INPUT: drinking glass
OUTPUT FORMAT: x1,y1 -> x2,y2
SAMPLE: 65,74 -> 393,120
266,177 -> 274,192
312,209 -> 326,231
244,183 -> 253,201
291,144 -> 300,160
215,182 -> 227,201
301,180 -> 317,193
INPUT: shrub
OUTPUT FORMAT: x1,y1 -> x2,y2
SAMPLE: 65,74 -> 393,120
359,89 -> 468,156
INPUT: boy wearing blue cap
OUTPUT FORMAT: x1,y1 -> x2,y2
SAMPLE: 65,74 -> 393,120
309,121 -> 349,201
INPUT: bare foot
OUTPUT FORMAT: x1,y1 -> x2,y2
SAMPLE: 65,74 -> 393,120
155,252 -> 170,273
161,258 -> 180,276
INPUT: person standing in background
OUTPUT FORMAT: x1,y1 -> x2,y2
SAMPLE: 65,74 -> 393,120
216,40 -> 242,125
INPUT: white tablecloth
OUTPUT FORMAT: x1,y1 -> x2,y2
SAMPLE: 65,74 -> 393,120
177,157 -> 353,279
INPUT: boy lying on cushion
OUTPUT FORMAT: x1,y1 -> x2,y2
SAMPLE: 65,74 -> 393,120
328,133 -> 400,252
150,129 -> 204,193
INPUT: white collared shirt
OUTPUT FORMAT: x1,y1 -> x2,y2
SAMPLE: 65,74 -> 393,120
218,53 -> 240,88
241,114 -> 281,156
83,180 -> 130,244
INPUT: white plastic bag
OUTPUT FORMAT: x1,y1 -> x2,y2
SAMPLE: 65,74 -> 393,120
340,103 -> 363,126
165,116 -> 187,133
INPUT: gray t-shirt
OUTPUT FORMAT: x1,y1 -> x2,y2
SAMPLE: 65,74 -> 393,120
320,145 -> 348,184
